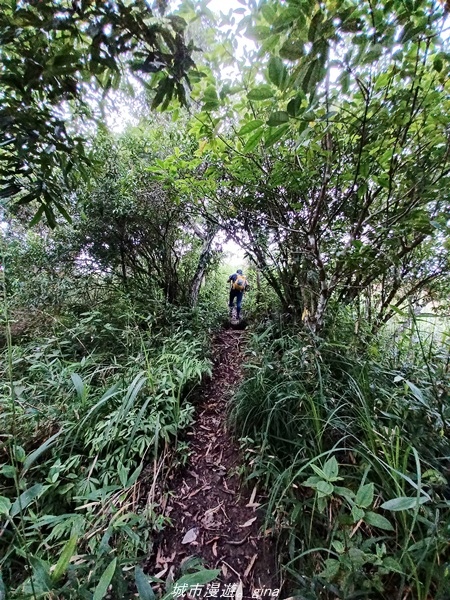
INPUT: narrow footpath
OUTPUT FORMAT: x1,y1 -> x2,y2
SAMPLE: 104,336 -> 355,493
144,328 -> 279,599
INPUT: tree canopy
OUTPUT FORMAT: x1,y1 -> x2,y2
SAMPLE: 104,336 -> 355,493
0,0 -> 197,224
153,0 -> 450,329
2,2 -> 450,599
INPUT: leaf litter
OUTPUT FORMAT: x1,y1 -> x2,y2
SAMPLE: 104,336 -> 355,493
143,329 -> 279,597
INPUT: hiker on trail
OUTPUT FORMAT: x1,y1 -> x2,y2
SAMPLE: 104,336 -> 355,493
227,269 -> 249,320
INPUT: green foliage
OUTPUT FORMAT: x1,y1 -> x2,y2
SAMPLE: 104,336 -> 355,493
0,0 -> 196,222
0,289 -> 214,597
231,313 -> 450,599
2,1 -> 450,598
4,124 -> 222,313
182,0 -> 450,332
72,130 -> 200,304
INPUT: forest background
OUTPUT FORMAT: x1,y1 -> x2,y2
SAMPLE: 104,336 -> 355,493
1,0 -> 450,598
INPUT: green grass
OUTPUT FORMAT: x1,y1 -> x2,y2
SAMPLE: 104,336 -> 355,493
0,299 -> 217,599
230,313 -> 450,599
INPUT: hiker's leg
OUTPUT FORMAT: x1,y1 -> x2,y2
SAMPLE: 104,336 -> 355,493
229,289 -> 237,317
229,288 -> 236,309
236,291 -> 243,318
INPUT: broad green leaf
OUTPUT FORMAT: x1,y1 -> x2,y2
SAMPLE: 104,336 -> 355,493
355,482 -> 374,508
268,56 -> 286,89
29,557 -> 52,593
52,535 -> 78,582
53,200 -> 72,223
267,111 -> 289,127
0,465 -> 16,479
303,475 -> 322,487
272,6 -> 301,27
126,464 -> 143,487
404,380 -> 426,405
0,496 -> 11,516
14,446 -> 26,462
247,85 -> 274,101
383,557 -> 404,574
279,40 -> 305,60
243,129 -> 264,153
202,86 -> 218,101
171,569 -> 220,588
43,200 -> 57,229
351,505 -> 365,522
238,120 -> 264,136
433,56 -> 443,72
287,93 -> 305,117
381,496 -> 429,511
319,558 -> 340,579
260,33 -> 282,54
260,3 -> 276,20
29,204 -> 46,226
334,486 -> 355,501
202,100 -> 220,111
316,480 -> 333,497
364,511 -> 394,531
117,462 -> 128,488
93,557 -> 117,600
71,373 -> 85,399
332,540 -> 345,554
10,484 -> 44,517
135,566 -> 155,600
152,78 -> 170,110
340,70 -> 350,94
322,456 -> 339,482
245,25 -> 271,40
348,547 -> 366,565
311,464 -> 327,479
301,59 -> 320,94
264,124 -> 289,148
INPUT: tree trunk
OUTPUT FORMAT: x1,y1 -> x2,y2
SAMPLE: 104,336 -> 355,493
255,266 -> 261,304
119,241 -> 127,289
190,224 -> 218,306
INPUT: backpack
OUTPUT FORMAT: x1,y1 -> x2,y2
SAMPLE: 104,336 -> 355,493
233,274 -> 247,291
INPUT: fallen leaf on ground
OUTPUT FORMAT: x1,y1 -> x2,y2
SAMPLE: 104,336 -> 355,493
235,581 -> 244,600
244,554 -> 258,578
246,485 -> 258,508
205,536 -> 220,545
240,517 -> 257,528
155,546 -> 163,566
187,485 -> 210,499
203,503 -> 222,516
181,527 -> 199,544
154,567 -> 167,579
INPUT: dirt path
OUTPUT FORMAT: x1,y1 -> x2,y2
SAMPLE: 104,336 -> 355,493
144,328 -> 279,599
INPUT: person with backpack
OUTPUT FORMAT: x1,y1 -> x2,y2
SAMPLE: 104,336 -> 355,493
227,269 -> 249,320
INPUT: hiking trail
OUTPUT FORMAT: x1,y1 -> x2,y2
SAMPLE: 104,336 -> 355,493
143,328 -> 279,598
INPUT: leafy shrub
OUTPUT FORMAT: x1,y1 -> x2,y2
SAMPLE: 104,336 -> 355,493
231,314 -> 450,599
0,301 -> 214,598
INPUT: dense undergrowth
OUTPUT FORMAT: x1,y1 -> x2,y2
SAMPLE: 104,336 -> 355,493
231,309 -> 450,599
0,290 -> 223,598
